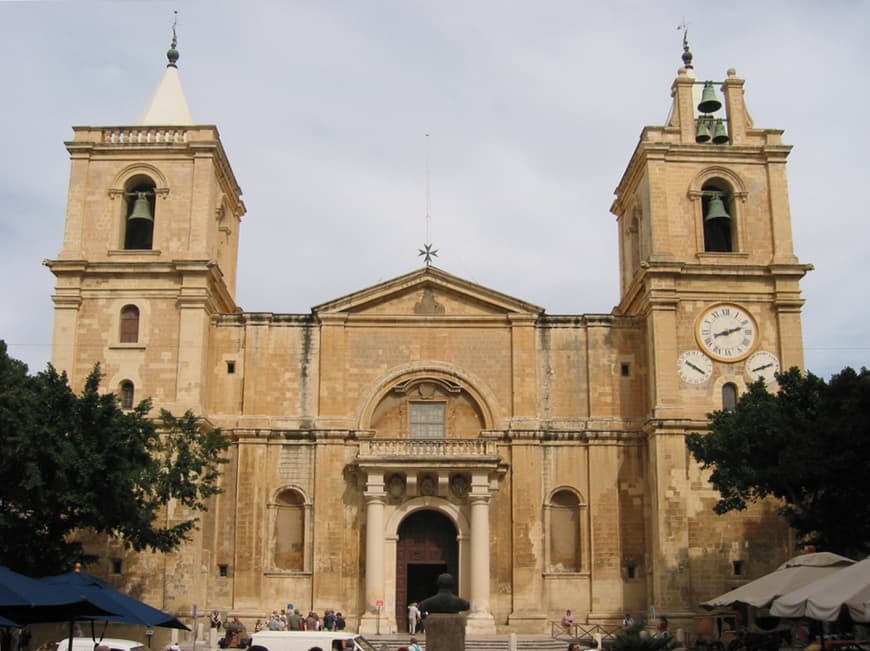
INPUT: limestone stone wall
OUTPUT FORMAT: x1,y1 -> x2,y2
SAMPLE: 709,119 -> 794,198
49,67 -> 805,639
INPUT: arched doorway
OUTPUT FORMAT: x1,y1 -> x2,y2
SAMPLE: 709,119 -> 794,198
395,509 -> 458,633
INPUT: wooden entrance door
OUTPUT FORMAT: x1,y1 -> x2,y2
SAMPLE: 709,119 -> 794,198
395,510 -> 458,632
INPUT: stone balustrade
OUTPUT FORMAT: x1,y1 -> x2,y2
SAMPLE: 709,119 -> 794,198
101,127 -> 189,144
358,438 -> 498,460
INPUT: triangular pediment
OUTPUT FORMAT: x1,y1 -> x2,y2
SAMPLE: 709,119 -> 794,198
313,266 -> 543,319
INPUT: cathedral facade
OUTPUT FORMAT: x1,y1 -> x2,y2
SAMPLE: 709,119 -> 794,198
46,41 -> 808,637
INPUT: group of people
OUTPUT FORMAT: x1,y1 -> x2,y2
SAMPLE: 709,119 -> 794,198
406,602 -> 425,634
561,612 -> 669,650
255,609 -> 346,633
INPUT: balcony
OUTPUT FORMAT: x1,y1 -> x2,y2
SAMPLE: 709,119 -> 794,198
356,438 -> 501,471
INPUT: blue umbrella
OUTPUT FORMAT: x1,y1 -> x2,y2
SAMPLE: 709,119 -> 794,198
0,614 -> 19,627
0,566 -> 116,625
41,570 -> 189,630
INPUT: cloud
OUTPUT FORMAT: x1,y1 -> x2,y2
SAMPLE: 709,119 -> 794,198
1,1 -> 868,380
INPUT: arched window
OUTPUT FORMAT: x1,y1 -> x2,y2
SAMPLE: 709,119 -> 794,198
722,382 -> 738,411
702,179 -> 735,252
548,489 -> 582,572
119,381 -> 135,410
123,177 -> 156,250
119,305 -> 140,343
273,489 -> 306,571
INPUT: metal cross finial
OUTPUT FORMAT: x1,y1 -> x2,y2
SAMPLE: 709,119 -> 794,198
418,243 -> 439,266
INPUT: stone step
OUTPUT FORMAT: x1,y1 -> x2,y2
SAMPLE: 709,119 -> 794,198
365,634 -> 571,650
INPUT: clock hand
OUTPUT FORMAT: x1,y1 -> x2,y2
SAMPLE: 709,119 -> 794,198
714,326 -> 742,338
686,362 -> 706,374
752,363 -> 773,372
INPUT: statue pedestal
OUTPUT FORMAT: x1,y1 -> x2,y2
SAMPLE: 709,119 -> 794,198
424,613 -> 466,651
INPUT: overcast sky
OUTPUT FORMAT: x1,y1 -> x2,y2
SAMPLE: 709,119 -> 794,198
1,1 -> 868,380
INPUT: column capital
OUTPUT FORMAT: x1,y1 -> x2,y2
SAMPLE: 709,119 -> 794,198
468,493 -> 491,506
363,491 -> 386,505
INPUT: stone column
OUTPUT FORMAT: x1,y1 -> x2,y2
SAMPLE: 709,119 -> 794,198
360,472 -> 386,635
466,474 -> 496,634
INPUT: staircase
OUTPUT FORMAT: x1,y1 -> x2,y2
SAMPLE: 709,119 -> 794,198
365,634 -> 571,650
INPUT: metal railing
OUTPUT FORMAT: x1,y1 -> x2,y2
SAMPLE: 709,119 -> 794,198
551,621 -> 624,645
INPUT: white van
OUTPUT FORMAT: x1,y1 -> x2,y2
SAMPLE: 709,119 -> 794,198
55,639 -> 146,651
250,630 -> 377,651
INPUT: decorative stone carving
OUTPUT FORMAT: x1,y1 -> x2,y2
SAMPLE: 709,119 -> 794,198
387,473 -> 406,499
449,473 -> 470,499
419,474 -> 437,497
414,286 -> 445,315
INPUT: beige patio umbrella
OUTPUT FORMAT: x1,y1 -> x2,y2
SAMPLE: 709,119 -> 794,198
769,556 -> 870,622
701,552 -> 855,609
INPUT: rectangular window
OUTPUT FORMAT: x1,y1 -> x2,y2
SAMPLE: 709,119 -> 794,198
409,402 -> 445,439
226,361 -> 236,374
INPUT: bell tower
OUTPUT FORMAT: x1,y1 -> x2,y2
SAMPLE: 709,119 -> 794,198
46,30 -> 245,416
610,41 -> 810,614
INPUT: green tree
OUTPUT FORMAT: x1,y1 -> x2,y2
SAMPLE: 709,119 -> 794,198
685,366 -> 870,558
0,340 -> 230,575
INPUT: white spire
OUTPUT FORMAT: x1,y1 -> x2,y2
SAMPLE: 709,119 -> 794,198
138,13 -> 193,125
139,66 -> 193,125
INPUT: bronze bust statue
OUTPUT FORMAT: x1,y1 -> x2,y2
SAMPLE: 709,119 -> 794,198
419,573 -> 469,614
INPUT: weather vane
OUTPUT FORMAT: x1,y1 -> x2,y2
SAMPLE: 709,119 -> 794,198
677,17 -> 693,68
166,10 -> 180,68
418,133 -> 438,266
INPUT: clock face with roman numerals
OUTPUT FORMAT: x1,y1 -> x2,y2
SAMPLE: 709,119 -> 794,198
695,303 -> 758,362
746,350 -> 780,384
677,350 -> 713,384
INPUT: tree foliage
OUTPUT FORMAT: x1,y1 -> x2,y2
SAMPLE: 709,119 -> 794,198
686,366 -> 870,558
0,341 -> 230,575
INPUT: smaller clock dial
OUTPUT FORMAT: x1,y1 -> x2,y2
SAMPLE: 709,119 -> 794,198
745,350 -> 780,384
677,350 -> 713,384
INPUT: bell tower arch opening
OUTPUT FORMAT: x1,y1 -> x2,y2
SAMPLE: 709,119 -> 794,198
395,509 -> 458,633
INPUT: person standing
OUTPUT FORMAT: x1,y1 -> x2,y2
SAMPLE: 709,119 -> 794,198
407,602 -> 421,635
287,609 -> 305,631
658,616 -> 670,639
561,609 -> 575,634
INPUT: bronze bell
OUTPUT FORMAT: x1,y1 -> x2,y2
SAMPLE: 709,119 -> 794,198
704,193 -> 731,223
128,193 -> 154,223
695,118 -> 712,143
712,118 -> 730,144
698,81 -> 722,114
